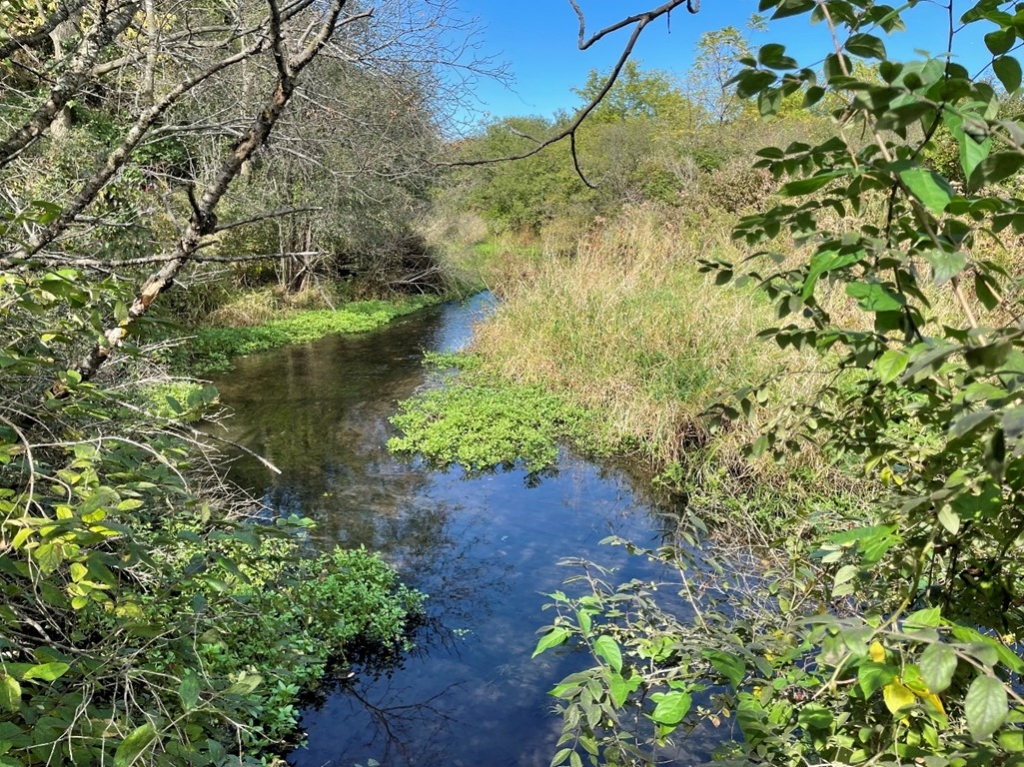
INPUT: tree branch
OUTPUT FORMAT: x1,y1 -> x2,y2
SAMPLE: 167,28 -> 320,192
0,0 -> 89,62
64,0 -> 352,388
0,2 -> 139,172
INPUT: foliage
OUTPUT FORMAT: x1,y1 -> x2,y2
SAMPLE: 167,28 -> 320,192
457,115 -> 588,234
448,57 -> 830,237
137,381 -> 219,423
686,16 -> 766,124
0,0 -> 465,760
537,1 -> 1024,765
573,60 -> 697,127
173,295 -> 440,374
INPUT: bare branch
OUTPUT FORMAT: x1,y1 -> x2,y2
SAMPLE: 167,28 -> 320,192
214,206 -> 324,232
65,0 -> 352,387
0,2 -> 139,171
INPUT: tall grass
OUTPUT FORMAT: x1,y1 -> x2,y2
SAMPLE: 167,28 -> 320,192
470,205 -> 803,467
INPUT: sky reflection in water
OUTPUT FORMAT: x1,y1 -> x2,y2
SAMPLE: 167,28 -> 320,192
210,294 -> 698,767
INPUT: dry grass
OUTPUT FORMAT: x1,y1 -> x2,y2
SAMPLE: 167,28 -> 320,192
469,204 -> 824,475
207,285 -> 343,327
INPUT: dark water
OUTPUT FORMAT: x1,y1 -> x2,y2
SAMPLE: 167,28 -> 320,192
209,294 -> 693,767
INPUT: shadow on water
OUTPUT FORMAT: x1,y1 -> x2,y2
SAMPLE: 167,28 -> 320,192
208,293 -> 705,767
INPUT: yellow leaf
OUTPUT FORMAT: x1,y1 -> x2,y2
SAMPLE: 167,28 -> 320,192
922,691 -> 946,717
869,641 -> 886,663
883,680 -> 916,718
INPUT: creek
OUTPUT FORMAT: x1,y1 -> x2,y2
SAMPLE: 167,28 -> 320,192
210,294 -> 699,767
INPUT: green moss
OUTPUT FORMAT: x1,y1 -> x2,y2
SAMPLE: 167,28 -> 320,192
173,295 -> 440,374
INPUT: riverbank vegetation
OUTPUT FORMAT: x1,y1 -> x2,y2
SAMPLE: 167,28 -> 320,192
391,4 -> 1024,766
9,0 -> 1024,765
0,0 -> 487,763
175,294 -> 441,374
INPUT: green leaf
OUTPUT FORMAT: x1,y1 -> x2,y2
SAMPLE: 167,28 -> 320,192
960,131 -> 991,180
735,69 -> 777,99
797,703 -> 834,730
937,505 -> 961,535
922,250 -> 967,286
976,271 -> 1000,311
965,675 -> 1008,741
651,690 -> 691,725
900,168 -> 954,214
1003,405 -> 1024,438
905,607 -> 941,629
858,662 -> 896,697
765,0 -> 816,19
875,349 -> 909,384
803,249 -> 863,300
845,33 -> 886,60
178,672 -> 200,711
845,282 -> 904,312
33,542 -> 64,574
779,171 -> 845,197
113,723 -> 157,767
609,672 -> 629,707
969,151 -> 1024,191
532,627 -> 570,658
550,747 -> 573,767
223,673 -> 262,695
704,649 -> 745,689
919,643 -> 957,693
27,200 -> 61,225
21,662 -> 69,682
833,564 -> 860,592
593,635 -> 622,673
758,87 -> 783,118
0,678 -> 20,713
965,341 -> 1012,371
1000,731 -> 1024,752
985,28 -> 1016,55
994,56 -> 1023,94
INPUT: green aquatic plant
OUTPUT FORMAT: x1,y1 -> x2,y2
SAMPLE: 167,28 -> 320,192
174,296 -> 440,374
388,356 -> 610,473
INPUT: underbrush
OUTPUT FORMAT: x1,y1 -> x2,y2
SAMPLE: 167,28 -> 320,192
0,411 -> 424,766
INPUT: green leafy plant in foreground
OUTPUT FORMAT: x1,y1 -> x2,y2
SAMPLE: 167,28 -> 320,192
0,261 -> 424,765
537,1 -> 1024,765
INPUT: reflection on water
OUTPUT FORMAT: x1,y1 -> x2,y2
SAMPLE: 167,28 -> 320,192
209,294 -> 692,767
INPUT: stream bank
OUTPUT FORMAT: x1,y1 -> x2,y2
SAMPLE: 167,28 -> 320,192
207,294 -> 721,766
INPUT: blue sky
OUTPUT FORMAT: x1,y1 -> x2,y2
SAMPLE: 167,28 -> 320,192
452,1 -> 996,125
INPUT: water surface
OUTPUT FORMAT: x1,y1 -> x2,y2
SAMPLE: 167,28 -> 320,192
210,294 -> 693,767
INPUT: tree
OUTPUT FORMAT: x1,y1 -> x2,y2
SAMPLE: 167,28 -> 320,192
686,16 -> 765,124
573,59 -> 697,126
458,115 -> 586,233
